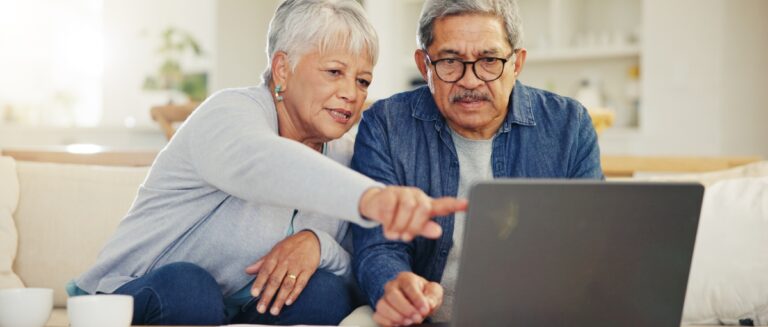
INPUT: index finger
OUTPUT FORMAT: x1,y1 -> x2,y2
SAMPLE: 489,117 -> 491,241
429,197 -> 468,217
257,263 -> 288,314
251,258 -> 277,297
245,259 -> 264,275
400,192 -> 431,242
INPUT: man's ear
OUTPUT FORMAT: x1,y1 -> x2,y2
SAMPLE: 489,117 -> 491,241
513,48 -> 527,76
415,49 -> 429,82
271,51 -> 290,87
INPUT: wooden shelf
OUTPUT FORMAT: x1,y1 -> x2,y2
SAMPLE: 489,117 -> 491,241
0,147 -> 157,167
601,155 -> 762,177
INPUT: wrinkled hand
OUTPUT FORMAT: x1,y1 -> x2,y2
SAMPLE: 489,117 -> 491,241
245,230 -> 320,316
359,186 -> 468,242
374,272 -> 443,326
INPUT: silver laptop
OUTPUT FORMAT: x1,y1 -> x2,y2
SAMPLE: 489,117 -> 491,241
449,180 -> 704,327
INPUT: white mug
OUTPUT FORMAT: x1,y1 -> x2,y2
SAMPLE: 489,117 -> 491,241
0,288 -> 54,327
67,294 -> 133,327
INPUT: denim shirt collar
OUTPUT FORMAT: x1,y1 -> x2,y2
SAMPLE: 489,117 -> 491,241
411,80 -> 537,134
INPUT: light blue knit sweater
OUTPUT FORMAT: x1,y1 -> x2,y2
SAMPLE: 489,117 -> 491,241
75,84 -> 379,296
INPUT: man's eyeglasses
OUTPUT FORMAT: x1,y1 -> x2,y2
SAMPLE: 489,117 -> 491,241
425,52 -> 516,83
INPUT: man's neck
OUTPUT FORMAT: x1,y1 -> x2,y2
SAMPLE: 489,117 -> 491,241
446,119 -> 503,140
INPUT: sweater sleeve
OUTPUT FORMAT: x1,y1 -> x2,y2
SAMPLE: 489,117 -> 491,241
304,228 -> 351,277
181,88 -> 379,227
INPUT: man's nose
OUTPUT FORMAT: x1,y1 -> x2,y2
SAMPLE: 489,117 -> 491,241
456,63 -> 484,89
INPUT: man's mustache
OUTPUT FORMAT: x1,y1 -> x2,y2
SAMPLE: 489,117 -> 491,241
451,90 -> 491,103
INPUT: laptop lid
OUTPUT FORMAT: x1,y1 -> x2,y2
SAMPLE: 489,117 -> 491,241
451,180 -> 704,327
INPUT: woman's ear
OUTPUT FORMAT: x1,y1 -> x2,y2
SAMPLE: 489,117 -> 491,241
271,51 -> 290,88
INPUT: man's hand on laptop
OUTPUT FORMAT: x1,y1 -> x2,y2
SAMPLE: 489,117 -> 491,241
360,186 -> 467,242
373,272 -> 443,326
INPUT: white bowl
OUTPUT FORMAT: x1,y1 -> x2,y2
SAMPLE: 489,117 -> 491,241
67,294 -> 133,327
0,288 -> 54,327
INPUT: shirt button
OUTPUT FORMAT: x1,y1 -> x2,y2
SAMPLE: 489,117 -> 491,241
441,250 -> 449,256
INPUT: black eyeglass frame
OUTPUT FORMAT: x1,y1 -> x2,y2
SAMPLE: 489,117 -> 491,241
424,50 -> 518,83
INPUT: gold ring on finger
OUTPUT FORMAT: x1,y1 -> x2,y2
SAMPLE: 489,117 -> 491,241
286,274 -> 298,280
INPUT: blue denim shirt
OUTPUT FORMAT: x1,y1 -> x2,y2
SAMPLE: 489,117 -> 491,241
350,81 -> 604,307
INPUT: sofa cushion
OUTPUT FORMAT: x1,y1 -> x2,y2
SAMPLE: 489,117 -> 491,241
340,305 -> 376,326
681,177 -> 768,325
45,308 -> 69,327
0,157 -> 24,289
12,161 -> 149,306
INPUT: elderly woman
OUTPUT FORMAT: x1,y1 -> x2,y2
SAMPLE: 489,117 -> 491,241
69,0 -> 466,325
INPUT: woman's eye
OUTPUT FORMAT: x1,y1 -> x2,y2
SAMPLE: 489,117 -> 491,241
357,78 -> 371,88
326,69 -> 342,76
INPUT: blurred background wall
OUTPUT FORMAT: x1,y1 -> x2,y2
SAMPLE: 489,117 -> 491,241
0,0 -> 765,157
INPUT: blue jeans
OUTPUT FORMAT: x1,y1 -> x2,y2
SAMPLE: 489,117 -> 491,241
113,262 -> 359,325
113,262 -> 226,325
229,269 -> 360,325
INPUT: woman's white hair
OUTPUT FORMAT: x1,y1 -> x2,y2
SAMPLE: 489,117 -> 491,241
417,0 -> 524,51
262,0 -> 379,83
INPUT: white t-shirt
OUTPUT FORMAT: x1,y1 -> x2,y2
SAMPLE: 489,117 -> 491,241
432,128 -> 495,322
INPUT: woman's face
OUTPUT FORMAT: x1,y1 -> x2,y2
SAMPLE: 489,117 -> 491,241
279,47 -> 373,143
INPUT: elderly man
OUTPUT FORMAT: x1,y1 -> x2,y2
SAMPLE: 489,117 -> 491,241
351,0 -> 603,325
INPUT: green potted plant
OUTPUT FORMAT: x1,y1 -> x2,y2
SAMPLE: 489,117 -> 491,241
142,27 -> 208,103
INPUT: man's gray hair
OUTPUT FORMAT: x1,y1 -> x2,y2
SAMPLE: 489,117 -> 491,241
417,0 -> 523,51
262,0 -> 379,83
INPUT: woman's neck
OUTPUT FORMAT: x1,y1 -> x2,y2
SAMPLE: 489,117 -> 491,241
272,89 -> 325,153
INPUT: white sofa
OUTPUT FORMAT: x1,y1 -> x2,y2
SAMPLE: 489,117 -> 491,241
1,157 -> 149,326
1,155 -> 766,326
0,156 -> 375,327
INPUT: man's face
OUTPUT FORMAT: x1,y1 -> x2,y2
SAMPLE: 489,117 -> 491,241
416,14 -> 526,139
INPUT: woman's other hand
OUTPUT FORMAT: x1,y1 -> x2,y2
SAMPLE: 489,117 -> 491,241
246,230 -> 320,316
359,186 -> 468,242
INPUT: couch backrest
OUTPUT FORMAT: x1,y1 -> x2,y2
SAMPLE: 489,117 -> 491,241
12,161 -> 149,307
